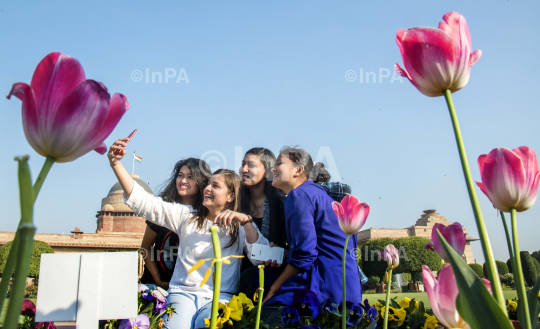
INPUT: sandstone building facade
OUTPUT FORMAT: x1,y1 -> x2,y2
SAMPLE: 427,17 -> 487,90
356,209 -> 478,264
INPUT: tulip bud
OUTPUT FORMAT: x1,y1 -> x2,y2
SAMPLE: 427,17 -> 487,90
378,244 -> 400,270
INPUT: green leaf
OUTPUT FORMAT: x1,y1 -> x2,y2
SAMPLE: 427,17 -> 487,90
517,275 -> 540,329
366,321 -> 377,329
437,230 -> 514,329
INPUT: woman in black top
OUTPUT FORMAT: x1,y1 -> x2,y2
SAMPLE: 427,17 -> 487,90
139,158 -> 210,289
238,147 -> 287,297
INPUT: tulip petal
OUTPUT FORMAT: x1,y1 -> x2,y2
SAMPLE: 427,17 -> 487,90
430,223 -> 448,261
348,203 -> 369,232
436,265 -> 460,328
332,201 -> 344,223
444,222 -> 466,256
476,181 -> 488,197
394,63 -> 411,79
7,83 -> 45,156
340,195 -> 360,214
422,265 -> 442,323
482,148 -> 526,212
47,80 -> 110,162
470,49 -> 482,66
94,142 -> 107,155
30,52 -> 86,132
88,92 -> 130,149
512,146 -> 539,211
438,12 -> 473,89
477,154 -> 487,177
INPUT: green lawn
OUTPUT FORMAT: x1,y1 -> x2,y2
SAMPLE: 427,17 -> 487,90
364,290 -> 518,309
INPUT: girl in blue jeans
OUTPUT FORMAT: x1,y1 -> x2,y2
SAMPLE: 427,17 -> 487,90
108,138 -> 268,329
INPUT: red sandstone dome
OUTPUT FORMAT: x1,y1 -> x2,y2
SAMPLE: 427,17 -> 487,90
96,175 -> 153,233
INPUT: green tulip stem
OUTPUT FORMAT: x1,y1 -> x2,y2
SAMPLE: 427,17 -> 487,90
342,234 -> 350,329
511,208 -> 531,329
255,265 -> 264,329
383,268 -> 393,329
0,156 -> 54,314
500,212 -> 518,283
33,156 -> 55,200
4,157 -> 36,329
209,226 -> 222,329
442,89 -> 505,312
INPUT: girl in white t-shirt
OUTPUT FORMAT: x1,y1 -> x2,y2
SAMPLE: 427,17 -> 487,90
108,138 -> 268,329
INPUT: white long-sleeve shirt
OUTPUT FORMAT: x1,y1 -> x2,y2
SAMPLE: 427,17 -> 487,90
124,182 -> 268,298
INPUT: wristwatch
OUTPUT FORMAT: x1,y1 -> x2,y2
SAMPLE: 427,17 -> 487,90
241,214 -> 253,226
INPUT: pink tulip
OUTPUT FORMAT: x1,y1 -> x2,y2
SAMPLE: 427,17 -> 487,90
378,244 -> 400,269
7,52 -> 129,163
476,146 -> 540,212
425,222 -> 466,263
394,11 -> 482,97
423,265 -> 491,329
332,195 -> 370,234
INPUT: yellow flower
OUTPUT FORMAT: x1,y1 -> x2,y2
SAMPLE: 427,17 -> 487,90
226,296 -> 243,321
238,292 -> 254,311
507,300 -> 518,313
398,297 -> 418,310
423,314 -> 438,329
381,306 -> 406,326
204,302 -> 231,328
374,302 -> 384,318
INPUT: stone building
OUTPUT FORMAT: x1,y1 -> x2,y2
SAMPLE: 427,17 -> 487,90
0,175 -> 153,276
356,209 -> 478,264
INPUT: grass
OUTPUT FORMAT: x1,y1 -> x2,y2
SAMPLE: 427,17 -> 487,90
363,290 -> 518,309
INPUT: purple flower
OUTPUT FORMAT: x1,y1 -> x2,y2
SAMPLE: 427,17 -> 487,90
339,302 -> 364,326
425,222 -> 466,263
360,299 -> 378,324
299,325 -> 321,329
281,306 -> 300,326
154,299 -> 167,313
321,298 -> 338,313
119,314 -> 150,329
290,289 -> 322,319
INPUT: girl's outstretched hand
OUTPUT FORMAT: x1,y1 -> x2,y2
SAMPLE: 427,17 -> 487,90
108,138 -> 128,167
213,210 -> 250,227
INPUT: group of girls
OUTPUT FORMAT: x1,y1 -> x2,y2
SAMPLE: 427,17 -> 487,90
107,139 -> 361,329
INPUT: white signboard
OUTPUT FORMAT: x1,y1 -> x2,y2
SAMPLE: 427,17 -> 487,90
35,252 -> 138,329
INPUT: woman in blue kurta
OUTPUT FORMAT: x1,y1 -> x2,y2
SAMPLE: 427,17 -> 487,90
261,146 -> 362,326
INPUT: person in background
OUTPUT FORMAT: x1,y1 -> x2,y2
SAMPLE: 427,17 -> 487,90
310,162 -> 352,202
260,146 -> 361,327
238,147 -> 287,298
139,158 -> 210,291
108,138 -> 268,329
310,162 -> 368,286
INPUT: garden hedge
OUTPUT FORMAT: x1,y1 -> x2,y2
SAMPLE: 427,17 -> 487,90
469,263 -> 484,278
532,258 -> 540,275
392,236 -> 443,281
520,251 -> 538,287
0,240 -> 54,278
361,238 -> 394,280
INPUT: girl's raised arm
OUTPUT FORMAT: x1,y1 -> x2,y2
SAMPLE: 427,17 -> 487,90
108,138 -> 134,197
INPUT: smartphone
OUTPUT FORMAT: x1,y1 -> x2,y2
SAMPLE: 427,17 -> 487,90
114,129 -> 137,155
250,244 -> 284,264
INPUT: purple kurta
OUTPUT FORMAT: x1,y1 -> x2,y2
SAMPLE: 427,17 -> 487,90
267,180 -> 362,306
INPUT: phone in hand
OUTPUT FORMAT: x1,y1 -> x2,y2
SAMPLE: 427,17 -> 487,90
114,129 -> 137,155
250,244 -> 284,264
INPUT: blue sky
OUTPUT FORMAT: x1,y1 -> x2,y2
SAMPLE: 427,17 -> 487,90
1,0 -> 539,264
